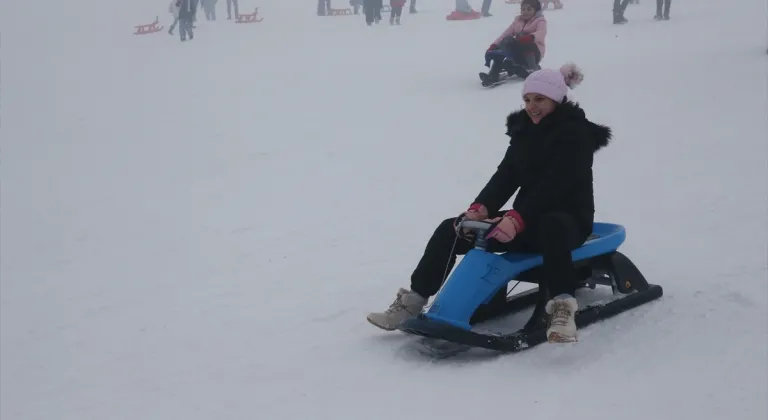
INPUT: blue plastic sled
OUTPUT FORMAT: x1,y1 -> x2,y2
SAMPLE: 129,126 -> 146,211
397,222 -> 664,355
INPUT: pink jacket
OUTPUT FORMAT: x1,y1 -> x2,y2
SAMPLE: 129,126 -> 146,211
493,12 -> 548,58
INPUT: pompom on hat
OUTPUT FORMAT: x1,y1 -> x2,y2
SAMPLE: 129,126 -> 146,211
521,63 -> 584,103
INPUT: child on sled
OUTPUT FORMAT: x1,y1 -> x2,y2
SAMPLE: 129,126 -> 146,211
368,63 -> 613,343
481,0 -> 547,85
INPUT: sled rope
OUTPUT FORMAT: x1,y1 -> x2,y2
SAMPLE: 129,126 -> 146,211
422,234 -> 460,311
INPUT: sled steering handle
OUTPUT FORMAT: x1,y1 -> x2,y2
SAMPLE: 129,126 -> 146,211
459,220 -> 494,231
459,220 -> 494,250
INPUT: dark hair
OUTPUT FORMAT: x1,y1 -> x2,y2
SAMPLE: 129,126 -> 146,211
521,0 -> 542,12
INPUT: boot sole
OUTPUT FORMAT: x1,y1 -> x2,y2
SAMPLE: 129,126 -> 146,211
366,316 -> 398,331
547,331 -> 578,343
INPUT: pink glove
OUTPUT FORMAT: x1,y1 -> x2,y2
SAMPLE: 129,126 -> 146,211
454,203 -> 489,238
486,211 -> 525,243
464,203 -> 489,221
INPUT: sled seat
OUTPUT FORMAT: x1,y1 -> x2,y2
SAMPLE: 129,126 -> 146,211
500,222 -> 626,273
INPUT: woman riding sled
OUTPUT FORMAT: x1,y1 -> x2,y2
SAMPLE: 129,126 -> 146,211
481,0 -> 547,85
367,63 -> 612,343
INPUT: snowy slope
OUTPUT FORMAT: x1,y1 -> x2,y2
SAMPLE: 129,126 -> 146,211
2,0 -> 767,419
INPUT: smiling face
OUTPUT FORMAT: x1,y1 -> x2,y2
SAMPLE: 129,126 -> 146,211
523,93 -> 557,124
521,4 -> 536,20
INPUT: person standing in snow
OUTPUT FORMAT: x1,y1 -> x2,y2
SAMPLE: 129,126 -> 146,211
168,0 -> 181,34
654,0 -> 671,20
176,0 -> 195,41
201,0 -> 217,20
351,0 -> 363,14
409,0 -> 417,13
227,0 -> 239,19
613,0 -> 631,24
363,0 -> 383,25
390,0 -> 405,24
481,0 -> 546,84
317,0 -> 330,15
368,64 -> 613,344
481,0 -> 493,17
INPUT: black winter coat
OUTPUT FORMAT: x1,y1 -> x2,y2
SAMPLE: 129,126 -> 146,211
473,101 -> 612,236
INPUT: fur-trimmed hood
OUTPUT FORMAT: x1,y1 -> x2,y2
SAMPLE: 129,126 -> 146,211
504,101 -> 612,152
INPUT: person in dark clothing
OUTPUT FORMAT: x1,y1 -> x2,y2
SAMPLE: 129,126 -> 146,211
363,0 -> 383,24
613,0 -> 630,24
227,0 -> 239,19
409,0 -> 417,13
654,0 -> 671,20
481,0 -> 493,16
368,63 -> 612,343
317,0 -> 331,15
390,0 -> 405,24
176,0 -> 195,41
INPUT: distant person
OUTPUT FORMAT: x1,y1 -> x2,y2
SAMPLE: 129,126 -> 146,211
390,0 -> 405,24
168,0 -> 181,35
351,0 -> 363,14
409,0 -> 417,13
317,0 -> 330,15
191,0 -> 199,25
227,0 -> 239,19
175,0 -> 195,41
481,0 -> 547,85
363,0 -> 383,25
481,0 -> 493,17
202,0 -> 217,20
613,0 -> 630,24
654,0 -> 671,20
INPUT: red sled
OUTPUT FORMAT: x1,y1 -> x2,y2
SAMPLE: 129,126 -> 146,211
134,16 -> 163,35
328,8 -> 353,15
446,10 -> 482,20
236,8 -> 264,23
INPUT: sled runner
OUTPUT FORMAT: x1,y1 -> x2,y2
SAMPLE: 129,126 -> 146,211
398,220 -> 663,357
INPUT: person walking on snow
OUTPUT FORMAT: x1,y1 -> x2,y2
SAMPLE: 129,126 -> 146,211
228,0 -> 240,19
176,0 -> 195,41
367,63 -> 613,344
168,0 -> 181,34
363,0 -> 383,25
390,0 -> 406,24
481,0 -> 547,85
202,0 -> 217,20
654,0 -> 671,20
481,0 -> 493,16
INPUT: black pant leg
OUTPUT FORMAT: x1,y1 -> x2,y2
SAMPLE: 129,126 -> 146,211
532,212 -> 589,297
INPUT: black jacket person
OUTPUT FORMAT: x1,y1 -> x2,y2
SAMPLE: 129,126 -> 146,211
367,64 -> 612,344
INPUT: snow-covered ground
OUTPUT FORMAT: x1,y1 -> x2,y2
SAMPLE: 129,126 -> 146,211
2,0 -> 767,419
